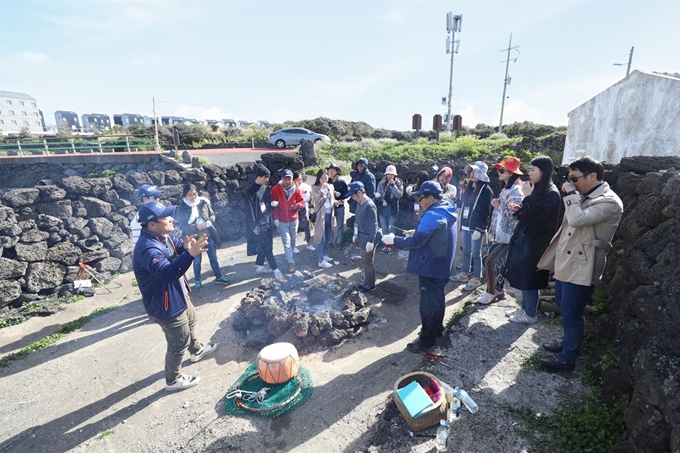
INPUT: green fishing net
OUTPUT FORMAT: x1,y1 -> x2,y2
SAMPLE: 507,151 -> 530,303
223,361 -> 313,417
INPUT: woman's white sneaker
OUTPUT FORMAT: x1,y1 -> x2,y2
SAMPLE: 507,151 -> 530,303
318,261 -> 333,268
165,374 -> 200,392
509,311 -> 537,324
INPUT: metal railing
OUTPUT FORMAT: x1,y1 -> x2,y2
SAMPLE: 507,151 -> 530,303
0,136 -> 157,157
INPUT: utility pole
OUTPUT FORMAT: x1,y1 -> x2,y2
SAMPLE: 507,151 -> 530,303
152,97 -> 160,153
445,12 -> 462,133
498,33 -> 520,133
613,46 -> 635,77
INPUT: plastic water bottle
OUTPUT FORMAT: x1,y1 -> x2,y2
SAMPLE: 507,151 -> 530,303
447,396 -> 461,422
228,255 -> 235,267
455,386 -> 478,413
435,419 -> 449,452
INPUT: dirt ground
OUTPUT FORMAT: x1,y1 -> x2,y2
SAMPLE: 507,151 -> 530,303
0,233 -> 586,453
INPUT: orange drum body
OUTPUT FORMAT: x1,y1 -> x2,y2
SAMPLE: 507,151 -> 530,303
257,342 -> 300,384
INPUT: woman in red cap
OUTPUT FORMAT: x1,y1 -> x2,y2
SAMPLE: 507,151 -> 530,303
477,157 -> 524,304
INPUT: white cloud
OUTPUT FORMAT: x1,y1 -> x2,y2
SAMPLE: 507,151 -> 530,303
18,51 -> 48,62
171,105 -> 236,121
377,9 -> 408,26
457,104 -> 482,127
492,99 -> 542,125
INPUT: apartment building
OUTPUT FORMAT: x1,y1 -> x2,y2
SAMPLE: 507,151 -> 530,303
0,90 -> 44,134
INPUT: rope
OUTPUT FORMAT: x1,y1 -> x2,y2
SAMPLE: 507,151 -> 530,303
225,386 -> 270,404
232,373 -> 303,413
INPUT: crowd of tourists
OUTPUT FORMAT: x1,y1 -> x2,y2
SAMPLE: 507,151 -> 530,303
131,153 -> 622,390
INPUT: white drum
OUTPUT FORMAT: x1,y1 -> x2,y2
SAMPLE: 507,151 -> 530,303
257,342 -> 300,384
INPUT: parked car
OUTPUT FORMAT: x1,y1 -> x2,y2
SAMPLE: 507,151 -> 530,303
267,127 -> 331,149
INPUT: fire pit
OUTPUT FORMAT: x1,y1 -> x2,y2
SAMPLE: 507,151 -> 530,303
232,271 -> 374,352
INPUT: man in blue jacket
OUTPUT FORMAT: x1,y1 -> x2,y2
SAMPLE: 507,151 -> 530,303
348,157 -> 376,215
382,181 -> 458,353
133,201 -> 217,392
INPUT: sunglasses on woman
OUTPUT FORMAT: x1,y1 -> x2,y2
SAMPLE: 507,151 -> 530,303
497,169 -> 506,174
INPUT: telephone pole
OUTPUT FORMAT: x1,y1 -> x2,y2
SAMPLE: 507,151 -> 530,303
152,97 -> 160,153
498,33 -> 520,133
445,12 -> 462,133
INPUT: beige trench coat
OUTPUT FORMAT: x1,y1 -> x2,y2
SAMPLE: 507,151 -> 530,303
311,182 -> 335,245
537,182 -> 623,287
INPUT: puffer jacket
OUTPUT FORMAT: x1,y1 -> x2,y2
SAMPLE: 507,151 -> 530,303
538,182 -> 623,286
133,230 -> 193,319
375,177 -> 404,217
394,200 -> 458,279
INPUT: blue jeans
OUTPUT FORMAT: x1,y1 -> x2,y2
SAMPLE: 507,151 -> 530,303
277,220 -> 299,264
554,279 -> 593,365
521,290 -> 540,317
461,230 -> 483,278
333,205 -> 345,245
317,212 -> 332,262
193,235 -> 221,281
418,276 -> 448,348
379,213 -> 396,237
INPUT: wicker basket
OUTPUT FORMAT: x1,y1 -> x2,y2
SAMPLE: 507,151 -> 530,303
392,371 -> 447,432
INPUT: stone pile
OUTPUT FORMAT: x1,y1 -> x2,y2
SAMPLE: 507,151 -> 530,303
232,271 -> 373,352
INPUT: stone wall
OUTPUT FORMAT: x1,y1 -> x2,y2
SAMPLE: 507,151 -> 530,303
0,152 -> 303,308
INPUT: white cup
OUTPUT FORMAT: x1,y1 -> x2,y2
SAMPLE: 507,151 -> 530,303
271,201 -> 279,207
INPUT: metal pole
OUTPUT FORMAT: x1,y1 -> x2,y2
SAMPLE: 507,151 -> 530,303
153,97 -> 161,153
446,27 -> 456,133
499,34 -> 512,134
626,46 -> 634,77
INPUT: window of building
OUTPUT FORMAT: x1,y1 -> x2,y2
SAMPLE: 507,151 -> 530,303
33,112 -> 39,116
31,102 -> 37,107
11,120 -> 17,125
23,121 -> 29,126
35,121 -> 41,126
5,100 -> 11,105
0,120 -> 4,124
8,110 -> 14,115
22,111 -> 27,116
19,101 -> 25,106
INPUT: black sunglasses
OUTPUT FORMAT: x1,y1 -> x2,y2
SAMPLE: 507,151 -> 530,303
568,173 -> 588,183
497,168 -> 506,174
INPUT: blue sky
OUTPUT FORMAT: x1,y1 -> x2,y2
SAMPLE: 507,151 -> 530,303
1,0 -> 678,130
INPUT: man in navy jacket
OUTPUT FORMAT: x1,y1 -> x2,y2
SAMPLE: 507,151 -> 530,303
383,181 -> 458,353
133,201 -> 217,392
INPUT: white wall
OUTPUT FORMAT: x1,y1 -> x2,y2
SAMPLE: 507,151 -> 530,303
563,71 -> 680,165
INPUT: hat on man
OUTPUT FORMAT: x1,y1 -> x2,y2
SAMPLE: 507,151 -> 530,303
281,169 -> 293,179
138,201 -> 176,224
139,184 -> 163,199
385,165 -> 397,176
412,181 -> 443,198
327,163 -> 342,174
356,157 -> 369,167
493,156 -> 523,175
345,181 -> 365,198
255,164 -> 271,178
470,161 -> 490,183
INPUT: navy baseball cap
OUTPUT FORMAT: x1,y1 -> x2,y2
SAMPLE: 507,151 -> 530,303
139,184 -> 163,199
282,169 -> 293,179
138,201 -> 176,224
345,181 -> 365,198
412,181 -> 443,198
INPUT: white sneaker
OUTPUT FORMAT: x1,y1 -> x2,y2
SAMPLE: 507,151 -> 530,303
323,255 -> 333,262
274,269 -> 284,280
293,247 -> 300,254
505,307 -> 522,318
256,266 -> 272,274
464,278 -> 482,291
165,374 -> 200,392
190,343 -> 217,363
477,292 -> 496,304
450,272 -> 469,282
509,311 -> 537,324
306,245 -> 316,251
318,261 -> 333,268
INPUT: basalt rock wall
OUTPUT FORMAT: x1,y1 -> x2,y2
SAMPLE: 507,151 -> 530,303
0,152 -> 303,308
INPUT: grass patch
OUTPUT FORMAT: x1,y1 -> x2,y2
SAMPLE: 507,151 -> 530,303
58,294 -> 86,305
519,353 -> 543,372
97,429 -> 114,439
446,308 -> 464,325
0,305 -> 116,368
508,392 -> 628,453
131,278 -> 138,287
0,316 -> 26,330
198,156 -> 211,166
88,169 -> 120,178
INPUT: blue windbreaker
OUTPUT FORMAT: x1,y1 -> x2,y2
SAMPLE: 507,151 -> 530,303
394,200 -> 458,279
133,230 -> 194,319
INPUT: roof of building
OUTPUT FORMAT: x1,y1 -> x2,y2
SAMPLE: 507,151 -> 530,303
0,90 -> 36,101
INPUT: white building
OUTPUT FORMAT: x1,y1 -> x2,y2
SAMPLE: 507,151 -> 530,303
0,91 -> 44,135
563,70 -> 680,165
